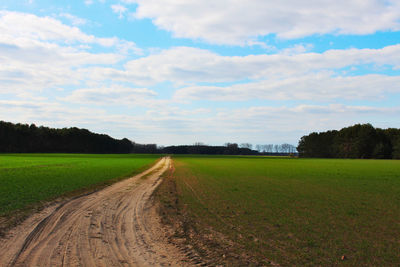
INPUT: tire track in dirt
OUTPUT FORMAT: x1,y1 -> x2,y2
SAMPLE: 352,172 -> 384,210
0,157 -> 194,266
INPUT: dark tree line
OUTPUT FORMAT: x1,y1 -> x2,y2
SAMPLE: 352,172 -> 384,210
131,142 -> 159,153
161,143 -> 259,155
1,121 -> 298,156
297,124 -> 400,159
0,121 -> 133,153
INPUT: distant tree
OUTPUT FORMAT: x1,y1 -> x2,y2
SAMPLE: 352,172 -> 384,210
281,143 -> 293,153
0,121 -> 134,153
288,144 -> 297,153
161,144 -> 259,155
225,143 -> 238,149
297,124 -> 400,159
194,142 -> 205,146
255,144 -> 263,152
266,144 -> 273,153
372,143 -> 388,159
392,137 -> 400,159
274,144 -> 280,153
240,143 -> 253,149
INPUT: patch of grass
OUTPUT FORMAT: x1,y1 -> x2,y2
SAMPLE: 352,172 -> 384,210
171,156 -> 400,266
0,153 -> 160,216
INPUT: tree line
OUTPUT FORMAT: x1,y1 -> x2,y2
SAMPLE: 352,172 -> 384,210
0,121 -> 133,153
255,143 -> 297,154
161,143 -> 259,155
297,123 -> 400,159
0,121 -> 298,155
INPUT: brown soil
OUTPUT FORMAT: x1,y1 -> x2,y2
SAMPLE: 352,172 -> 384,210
0,157 -> 195,267
155,161 -> 280,267
154,163 -> 242,266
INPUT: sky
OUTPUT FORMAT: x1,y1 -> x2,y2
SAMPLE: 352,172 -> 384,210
1,0 -> 400,146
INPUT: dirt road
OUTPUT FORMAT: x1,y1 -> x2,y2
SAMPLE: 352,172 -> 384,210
0,157 -> 192,266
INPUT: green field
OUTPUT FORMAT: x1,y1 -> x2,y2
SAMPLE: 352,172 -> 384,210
0,154 -> 160,216
167,156 -> 400,266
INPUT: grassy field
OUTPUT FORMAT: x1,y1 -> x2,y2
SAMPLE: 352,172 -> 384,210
166,156 -> 400,266
0,153 -> 160,216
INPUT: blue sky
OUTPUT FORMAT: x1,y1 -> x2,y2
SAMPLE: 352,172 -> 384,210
1,0 -> 400,146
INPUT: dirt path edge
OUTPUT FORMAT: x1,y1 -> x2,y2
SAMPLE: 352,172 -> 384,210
0,157 -> 195,267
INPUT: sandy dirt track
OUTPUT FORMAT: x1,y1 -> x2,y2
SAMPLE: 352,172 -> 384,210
0,157 -> 193,267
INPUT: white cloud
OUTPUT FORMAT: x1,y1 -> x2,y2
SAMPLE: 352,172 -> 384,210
197,104 -> 400,144
59,13 -> 87,26
0,41 -> 122,93
111,4 -> 128,19
123,0 -> 400,44
0,8 -> 399,146
0,11 -> 141,93
0,11 -> 140,51
174,74 -> 400,101
0,11 -> 96,45
2,99 -> 397,145
2,10 -> 397,102
85,45 -> 400,88
280,44 -> 314,55
64,85 -> 159,106
85,0 -> 94,6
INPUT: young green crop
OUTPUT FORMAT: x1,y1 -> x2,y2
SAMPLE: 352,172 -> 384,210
171,156 -> 400,266
0,154 -> 160,215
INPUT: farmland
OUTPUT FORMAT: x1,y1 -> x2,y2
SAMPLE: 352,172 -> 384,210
0,154 -> 160,216
2,153 -> 400,266
160,156 -> 400,266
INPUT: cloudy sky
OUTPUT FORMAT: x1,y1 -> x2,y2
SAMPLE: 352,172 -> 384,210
1,0 -> 400,146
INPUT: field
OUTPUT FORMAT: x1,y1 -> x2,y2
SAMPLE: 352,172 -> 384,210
0,154 -> 160,216
2,153 -> 400,266
161,156 -> 400,266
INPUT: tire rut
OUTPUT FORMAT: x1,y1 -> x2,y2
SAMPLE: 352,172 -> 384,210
0,157 -> 194,267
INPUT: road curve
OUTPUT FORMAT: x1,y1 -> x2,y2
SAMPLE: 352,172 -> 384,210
0,157 -> 191,266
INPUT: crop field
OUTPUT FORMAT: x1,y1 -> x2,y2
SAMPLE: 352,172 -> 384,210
0,154 -> 160,216
166,156 -> 400,266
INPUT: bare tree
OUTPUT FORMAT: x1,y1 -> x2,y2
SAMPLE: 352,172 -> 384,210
288,144 -> 297,153
193,142 -> 205,146
261,145 -> 267,152
256,143 -> 296,154
255,144 -> 263,152
225,143 -> 238,149
240,143 -> 253,149
281,143 -> 291,153
274,144 -> 280,153
264,144 -> 273,153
